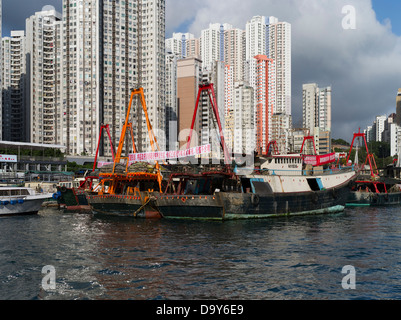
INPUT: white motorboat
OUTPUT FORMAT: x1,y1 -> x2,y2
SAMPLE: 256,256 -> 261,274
0,187 -> 52,216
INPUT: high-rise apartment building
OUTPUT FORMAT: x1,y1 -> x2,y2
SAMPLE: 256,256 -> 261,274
0,0 -> 2,140
302,83 -> 318,133
186,37 -> 200,59
177,56 -> 203,149
127,0 -> 166,153
254,55 -> 275,155
271,113 -> 291,154
166,32 -> 196,59
246,16 -> 292,153
233,82 -> 254,154
61,0 -> 101,156
200,23 -> 232,71
302,83 -> 332,133
224,28 -> 245,83
224,64 -> 234,150
268,21 -> 291,115
200,61 -> 226,158
26,8 -> 62,145
61,0 -> 165,156
396,89 -> 401,126
1,31 -> 28,142
245,16 -> 271,61
317,86 -> 332,132
375,115 -> 387,142
302,83 -> 332,154
165,51 -> 178,151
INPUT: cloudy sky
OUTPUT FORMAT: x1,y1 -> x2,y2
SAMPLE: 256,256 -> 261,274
2,0 -> 401,141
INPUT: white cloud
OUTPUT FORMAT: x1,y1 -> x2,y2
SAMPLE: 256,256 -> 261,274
166,0 -> 401,141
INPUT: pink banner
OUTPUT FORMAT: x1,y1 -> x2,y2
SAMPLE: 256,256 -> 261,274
303,153 -> 336,166
97,162 -> 113,168
129,144 -> 211,163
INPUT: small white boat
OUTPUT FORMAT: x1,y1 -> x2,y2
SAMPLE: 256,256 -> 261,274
0,187 -> 52,216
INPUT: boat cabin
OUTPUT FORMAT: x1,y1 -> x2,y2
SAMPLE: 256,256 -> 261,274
260,155 -> 303,176
0,187 -> 31,197
163,172 -> 239,195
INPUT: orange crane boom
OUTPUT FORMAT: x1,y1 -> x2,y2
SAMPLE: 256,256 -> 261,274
111,87 -> 162,192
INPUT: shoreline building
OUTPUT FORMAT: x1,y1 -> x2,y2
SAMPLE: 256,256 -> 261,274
26,8 -> 62,145
61,0 -> 166,156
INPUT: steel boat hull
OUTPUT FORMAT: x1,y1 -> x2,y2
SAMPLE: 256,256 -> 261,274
87,193 -> 162,219
153,182 -> 351,221
347,191 -> 401,207
0,190 -> 51,216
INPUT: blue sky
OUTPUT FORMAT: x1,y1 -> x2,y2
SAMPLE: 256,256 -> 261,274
372,0 -> 401,35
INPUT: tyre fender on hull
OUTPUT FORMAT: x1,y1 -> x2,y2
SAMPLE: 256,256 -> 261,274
251,194 -> 260,206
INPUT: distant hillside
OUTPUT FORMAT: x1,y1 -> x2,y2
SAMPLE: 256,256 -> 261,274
332,138 -> 350,146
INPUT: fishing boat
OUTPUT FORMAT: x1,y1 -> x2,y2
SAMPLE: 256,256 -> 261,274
347,180 -> 401,207
0,187 -> 52,216
54,177 -> 96,212
345,129 -> 401,207
87,163 -> 162,218
153,155 -> 356,220
54,124 -> 114,212
86,88 -> 164,219
151,84 -> 357,220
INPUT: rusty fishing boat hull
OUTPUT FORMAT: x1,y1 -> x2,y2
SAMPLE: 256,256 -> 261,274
153,177 -> 353,221
87,192 -> 162,219
346,181 -> 401,207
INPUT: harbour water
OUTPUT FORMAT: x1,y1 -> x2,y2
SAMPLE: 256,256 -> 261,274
1,206 -> 401,300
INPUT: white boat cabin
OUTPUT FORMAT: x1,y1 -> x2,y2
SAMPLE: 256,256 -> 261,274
260,155 -> 304,176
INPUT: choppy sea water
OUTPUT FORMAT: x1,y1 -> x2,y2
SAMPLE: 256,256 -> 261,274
1,206 -> 401,300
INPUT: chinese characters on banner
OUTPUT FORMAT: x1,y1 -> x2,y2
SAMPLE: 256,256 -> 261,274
0,155 -> 17,163
129,144 -> 211,163
303,153 -> 336,166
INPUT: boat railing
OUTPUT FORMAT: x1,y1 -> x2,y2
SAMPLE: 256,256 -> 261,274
302,165 -> 355,176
